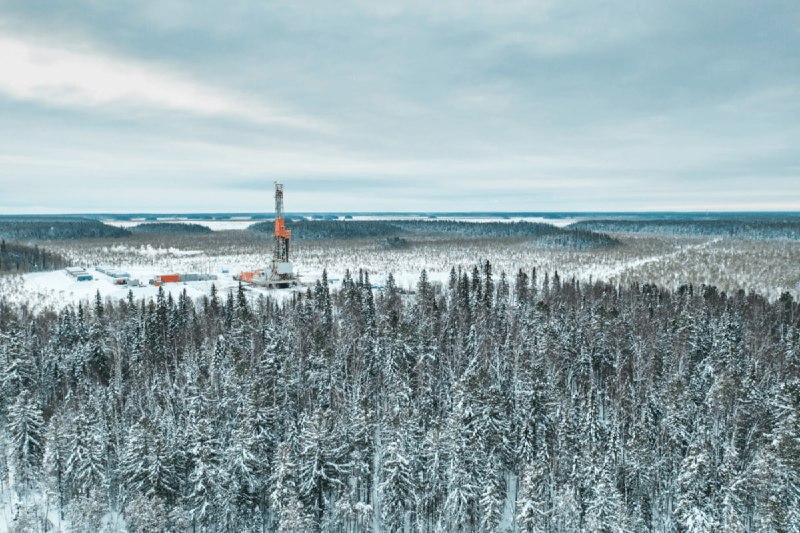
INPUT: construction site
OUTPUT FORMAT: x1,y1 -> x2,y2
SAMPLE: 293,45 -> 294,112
34,182 -> 305,307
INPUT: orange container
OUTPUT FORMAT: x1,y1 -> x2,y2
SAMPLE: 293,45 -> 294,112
239,271 -> 255,283
158,274 -> 181,283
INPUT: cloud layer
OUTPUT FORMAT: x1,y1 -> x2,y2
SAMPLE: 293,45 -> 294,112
0,0 -> 798,212
0,35 -> 322,129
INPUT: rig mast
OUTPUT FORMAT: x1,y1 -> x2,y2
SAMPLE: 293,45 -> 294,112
235,181 -> 299,288
268,181 -> 297,286
273,182 -> 291,263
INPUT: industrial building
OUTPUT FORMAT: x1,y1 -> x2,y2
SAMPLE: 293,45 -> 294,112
97,267 -> 130,285
149,273 -> 218,286
65,267 -> 93,281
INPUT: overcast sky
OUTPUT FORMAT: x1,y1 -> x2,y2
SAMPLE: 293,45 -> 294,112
0,1 -> 798,213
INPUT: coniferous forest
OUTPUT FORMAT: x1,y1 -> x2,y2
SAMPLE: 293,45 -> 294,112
0,263 -> 799,532
0,240 -> 69,274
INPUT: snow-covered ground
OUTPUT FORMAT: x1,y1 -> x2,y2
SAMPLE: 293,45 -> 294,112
103,215 -> 583,231
347,215 -> 583,227
7,267 -> 306,312
2,231 -> 798,311
7,265 -> 435,312
0,488 -> 125,533
23,268 -> 227,303
103,219 -> 259,231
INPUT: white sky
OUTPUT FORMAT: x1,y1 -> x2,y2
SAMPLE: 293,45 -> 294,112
0,1 -> 798,213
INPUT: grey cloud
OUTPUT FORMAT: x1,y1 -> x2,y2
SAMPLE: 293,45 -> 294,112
0,0 -> 798,212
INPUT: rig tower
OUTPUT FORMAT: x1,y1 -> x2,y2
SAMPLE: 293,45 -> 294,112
236,182 -> 299,288
270,182 -> 296,285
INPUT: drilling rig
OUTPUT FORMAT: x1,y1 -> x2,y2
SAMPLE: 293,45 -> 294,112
270,182 -> 295,284
236,182 -> 299,288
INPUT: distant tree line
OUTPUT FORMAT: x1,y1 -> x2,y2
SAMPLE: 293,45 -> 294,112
570,218 -> 800,240
0,264 -> 798,531
528,229 -> 618,250
0,240 -> 69,273
249,219 -> 404,240
130,223 -> 213,234
0,217 -> 130,240
249,219 -> 619,249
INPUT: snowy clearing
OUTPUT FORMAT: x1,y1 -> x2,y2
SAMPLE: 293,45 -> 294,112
2,230 -> 798,311
102,219 -> 258,231
102,214 -> 582,232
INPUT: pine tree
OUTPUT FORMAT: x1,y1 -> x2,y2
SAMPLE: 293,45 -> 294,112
1,328 -> 35,400
43,415 -> 67,519
124,493 -> 171,533
298,408 -> 349,526
236,281 -> 251,322
584,456 -> 625,533
65,488 -> 106,533
64,406 -> 106,501
219,397 -> 264,526
270,440 -> 313,532
478,455 -> 505,532
121,416 -> 177,505
515,269 -> 529,304
185,393 -> 221,530
516,445 -> 551,533
379,435 -> 413,531
93,290 -> 104,320
676,440 -> 717,533
7,390 -> 44,492
759,381 -> 800,531
443,390 -> 481,530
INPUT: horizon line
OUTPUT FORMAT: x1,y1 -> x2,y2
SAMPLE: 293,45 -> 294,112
2,210 -> 800,217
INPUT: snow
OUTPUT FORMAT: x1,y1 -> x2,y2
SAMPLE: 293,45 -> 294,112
4,232 -> 793,311
0,489 -> 77,533
103,215 -> 582,231
347,215 -> 582,227
499,472 -> 518,533
0,489 -> 126,533
3,227 -> 798,311
589,237 -> 723,280
103,219 -> 259,231
102,244 -> 204,257
8,267 -> 302,312
0,223 -> 798,531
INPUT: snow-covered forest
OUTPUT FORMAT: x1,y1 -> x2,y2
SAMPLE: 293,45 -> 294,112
0,263 -> 798,531
250,220 -> 619,249
570,218 -> 800,240
0,241 -> 68,275
0,219 -> 130,241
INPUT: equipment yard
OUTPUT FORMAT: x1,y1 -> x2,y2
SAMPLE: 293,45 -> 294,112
10,265 -> 305,311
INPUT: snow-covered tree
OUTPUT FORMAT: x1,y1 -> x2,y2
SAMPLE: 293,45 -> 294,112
7,389 -> 44,491
270,440 -> 313,532
64,407 -> 106,500
380,435 -> 414,531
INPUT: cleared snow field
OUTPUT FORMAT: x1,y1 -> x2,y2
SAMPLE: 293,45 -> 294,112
103,219 -> 259,231
2,229 -> 799,311
10,264 -> 436,312
10,267 -> 308,312
23,269 -> 225,303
